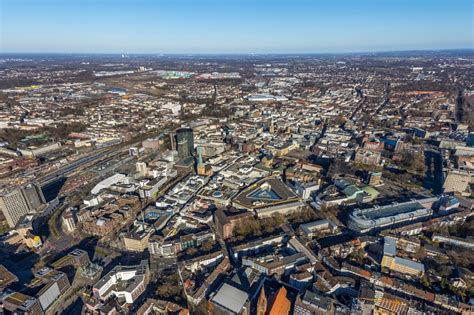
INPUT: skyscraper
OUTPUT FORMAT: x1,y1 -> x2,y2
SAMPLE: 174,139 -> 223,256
175,128 -> 194,158
177,138 -> 189,159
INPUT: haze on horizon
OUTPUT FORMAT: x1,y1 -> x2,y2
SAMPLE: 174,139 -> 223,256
0,0 -> 473,54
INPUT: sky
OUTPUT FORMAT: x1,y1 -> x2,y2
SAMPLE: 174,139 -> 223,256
1,0 -> 473,54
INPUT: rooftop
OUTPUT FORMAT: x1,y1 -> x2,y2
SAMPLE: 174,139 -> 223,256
233,177 -> 298,209
211,282 -> 248,313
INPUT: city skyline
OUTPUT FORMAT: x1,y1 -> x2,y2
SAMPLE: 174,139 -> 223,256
0,1 -> 473,314
1,0 -> 473,54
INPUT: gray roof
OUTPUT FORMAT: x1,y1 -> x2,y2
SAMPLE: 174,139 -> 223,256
211,283 -> 248,313
383,236 -> 397,257
301,290 -> 332,311
394,257 -> 425,273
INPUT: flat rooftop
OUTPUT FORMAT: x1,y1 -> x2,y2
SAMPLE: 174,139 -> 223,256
358,201 -> 426,220
211,283 -> 248,313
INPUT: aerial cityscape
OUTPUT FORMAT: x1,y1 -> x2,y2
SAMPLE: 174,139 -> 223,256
0,1 -> 473,315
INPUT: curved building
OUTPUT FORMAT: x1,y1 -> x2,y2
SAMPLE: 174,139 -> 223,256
348,197 -> 438,233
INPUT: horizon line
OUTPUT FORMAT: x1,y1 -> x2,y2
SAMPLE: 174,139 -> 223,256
1,47 -> 473,57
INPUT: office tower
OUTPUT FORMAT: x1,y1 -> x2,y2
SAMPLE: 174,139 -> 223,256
177,138 -> 189,159
0,182 -> 46,228
0,188 -> 31,228
175,128 -> 194,157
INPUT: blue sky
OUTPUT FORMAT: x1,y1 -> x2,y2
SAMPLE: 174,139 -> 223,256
1,0 -> 473,53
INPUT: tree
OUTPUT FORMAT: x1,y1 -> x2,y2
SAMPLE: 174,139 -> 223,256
398,151 -> 425,175
155,274 -> 182,301
201,240 -> 215,252
420,275 -> 432,289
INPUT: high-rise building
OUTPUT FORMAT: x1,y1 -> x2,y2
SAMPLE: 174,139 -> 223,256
175,128 -> 194,158
177,138 -> 189,159
0,183 -> 45,228
0,188 -> 30,228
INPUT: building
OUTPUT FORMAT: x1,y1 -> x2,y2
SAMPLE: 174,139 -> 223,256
136,162 -> 148,177
138,177 -> 168,199
233,177 -> 304,217
33,267 -> 71,311
93,260 -> 150,304
0,182 -> 45,228
123,222 -> 154,252
142,137 -> 163,151
0,265 -> 18,291
443,171 -> 473,196
214,209 -> 253,240
149,237 -> 178,257
135,298 -> 185,314
80,262 -> 103,282
196,146 -> 213,176
432,234 -> 474,249
0,187 -> 31,228
354,149 -> 381,166
266,286 -> 291,315
21,182 -> 46,211
348,197 -> 438,233
68,249 -> 91,267
208,282 -> 250,315
381,237 -> 425,277
15,215 -> 42,249
363,138 -> 384,152
82,217 -> 120,237
0,291 -> 44,315
61,208 -> 77,233
299,219 -> 337,239
242,252 -> 307,276
177,138 -> 190,159
367,171 -> 382,186
293,290 -> 334,314
19,142 -> 62,158
0,230 -> 24,251
90,173 -> 127,195
292,180 -> 321,200
176,128 -> 194,158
